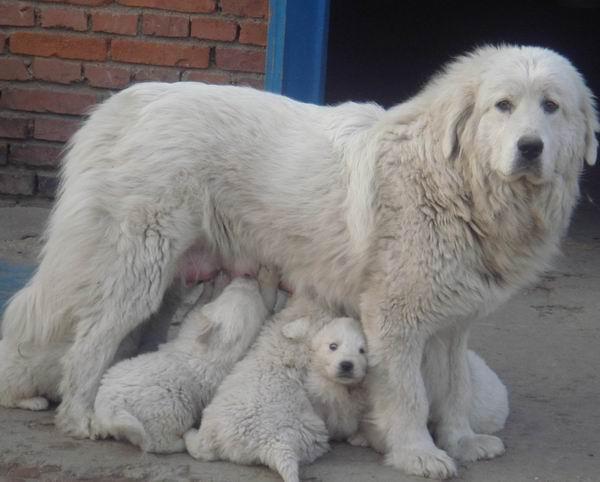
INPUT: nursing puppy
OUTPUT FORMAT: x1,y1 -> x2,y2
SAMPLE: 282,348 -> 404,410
2,45 -> 596,479
92,268 -> 278,453
184,302 -> 368,482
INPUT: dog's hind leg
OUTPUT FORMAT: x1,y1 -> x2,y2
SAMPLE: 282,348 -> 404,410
16,396 -> 50,411
56,217 -> 190,438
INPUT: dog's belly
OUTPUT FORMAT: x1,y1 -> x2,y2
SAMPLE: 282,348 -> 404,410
176,244 -> 259,287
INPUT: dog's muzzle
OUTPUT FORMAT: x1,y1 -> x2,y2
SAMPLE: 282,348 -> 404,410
515,135 -> 543,172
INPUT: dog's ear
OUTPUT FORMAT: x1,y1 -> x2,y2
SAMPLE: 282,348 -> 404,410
195,314 -> 217,344
582,86 -> 599,166
281,318 -> 310,341
441,88 -> 475,160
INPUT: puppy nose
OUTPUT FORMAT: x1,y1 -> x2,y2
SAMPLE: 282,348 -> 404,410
339,361 -> 354,372
517,136 -> 544,161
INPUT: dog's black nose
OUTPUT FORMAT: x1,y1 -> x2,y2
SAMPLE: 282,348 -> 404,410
339,361 -> 354,373
517,136 -> 544,161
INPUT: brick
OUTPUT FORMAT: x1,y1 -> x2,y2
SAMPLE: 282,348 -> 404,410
40,7 -> 88,31
0,88 -> 98,115
215,47 -> 264,73
10,143 -> 63,168
32,57 -> 81,84
0,116 -> 29,139
0,3 -> 35,26
84,64 -> 130,88
190,18 -> 237,42
181,70 -> 229,84
142,13 -> 189,37
34,117 -> 80,142
91,12 -> 138,35
131,66 -> 180,82
112,39 -> 209,68
239,20 -> 267,46
0,171 -> 36,195
11,32 -> 108,61
0,57 -> 30,81
116,0 -> 215,13
0,143 -> 6,165
37,173 -> 59,198
38,0 -> 112,5
0,32 -> 7,53
232,74 -> 263,89
220,0 -> 267,18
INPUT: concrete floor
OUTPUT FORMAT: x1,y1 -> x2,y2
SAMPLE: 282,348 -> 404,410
0,203 -> 598,482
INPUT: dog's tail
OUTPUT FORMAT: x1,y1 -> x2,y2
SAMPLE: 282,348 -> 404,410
1,270 -> 75,343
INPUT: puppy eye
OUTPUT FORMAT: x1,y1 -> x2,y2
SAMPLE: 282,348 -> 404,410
542,99 -> 559,114
329,343 -> 338,351
359,348 -> 365,354
495,99 -> 512,113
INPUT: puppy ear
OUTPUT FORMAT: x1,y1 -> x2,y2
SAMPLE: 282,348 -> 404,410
195,314 -> 217,344
281,318 -> 310,341
582,86 -> 599,166
441,88 -> 475,160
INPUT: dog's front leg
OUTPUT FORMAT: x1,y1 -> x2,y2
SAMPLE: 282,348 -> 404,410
362,296 -> 457,479
434,326 -> 505,462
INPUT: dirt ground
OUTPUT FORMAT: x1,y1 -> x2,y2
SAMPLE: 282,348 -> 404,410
0,202 -> 598,482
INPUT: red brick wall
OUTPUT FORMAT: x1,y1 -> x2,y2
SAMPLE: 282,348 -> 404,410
0,0 -> 269,202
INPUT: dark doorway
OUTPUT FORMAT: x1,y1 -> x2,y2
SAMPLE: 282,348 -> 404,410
325,0 -> 600,203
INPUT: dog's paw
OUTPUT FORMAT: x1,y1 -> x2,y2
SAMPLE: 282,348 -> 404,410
348,432 -> 371,448
184,429 -> 216,461
55,404 -> 93,439
17,396 -> 50,411
385,445 -> 457,479
445,434 -> 505,462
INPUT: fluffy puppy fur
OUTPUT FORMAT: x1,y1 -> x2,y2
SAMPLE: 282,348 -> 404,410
1,46 -> 596,479
92,269 -> 278,453
184,301 -> 368,482
0,281 -> 202,411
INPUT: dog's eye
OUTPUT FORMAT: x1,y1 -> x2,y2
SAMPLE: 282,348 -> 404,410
542,99 -> 559,114
329,343 -> 338,351
495,99 -> 512,113
359,348 -> 365,354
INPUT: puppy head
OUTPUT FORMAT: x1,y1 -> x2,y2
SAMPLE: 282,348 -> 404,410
310,317 -> 367,386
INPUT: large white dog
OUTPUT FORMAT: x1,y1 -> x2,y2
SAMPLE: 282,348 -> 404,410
2,45 -> 597,478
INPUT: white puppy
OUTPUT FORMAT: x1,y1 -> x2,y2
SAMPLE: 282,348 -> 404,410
0,339 -> 66,411
92,269 -> 278,453
184,302 -> 367,482
351,346 -> 509,453
305,317 -> 368,442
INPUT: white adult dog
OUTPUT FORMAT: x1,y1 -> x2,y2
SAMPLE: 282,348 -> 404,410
2,45 -> 597,478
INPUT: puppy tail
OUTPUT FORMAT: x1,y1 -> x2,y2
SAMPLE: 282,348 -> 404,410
104,408 -> 149,450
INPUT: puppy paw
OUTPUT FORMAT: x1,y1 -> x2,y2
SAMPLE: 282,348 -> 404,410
348,432 -> 370,447
184,429 -> 216,461
385,445 -> 457,479
445,434 -> 505,462
17,396 -> 49,411
55,404 -> 93,439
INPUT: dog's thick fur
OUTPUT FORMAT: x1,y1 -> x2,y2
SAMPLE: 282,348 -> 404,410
1,45 -> 597,478
184,302 -> 368,482
91,270 -> 277,453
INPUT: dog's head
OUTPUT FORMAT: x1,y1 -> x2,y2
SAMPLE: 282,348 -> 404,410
435,45 -> 598,184
309,317 -> 367,386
